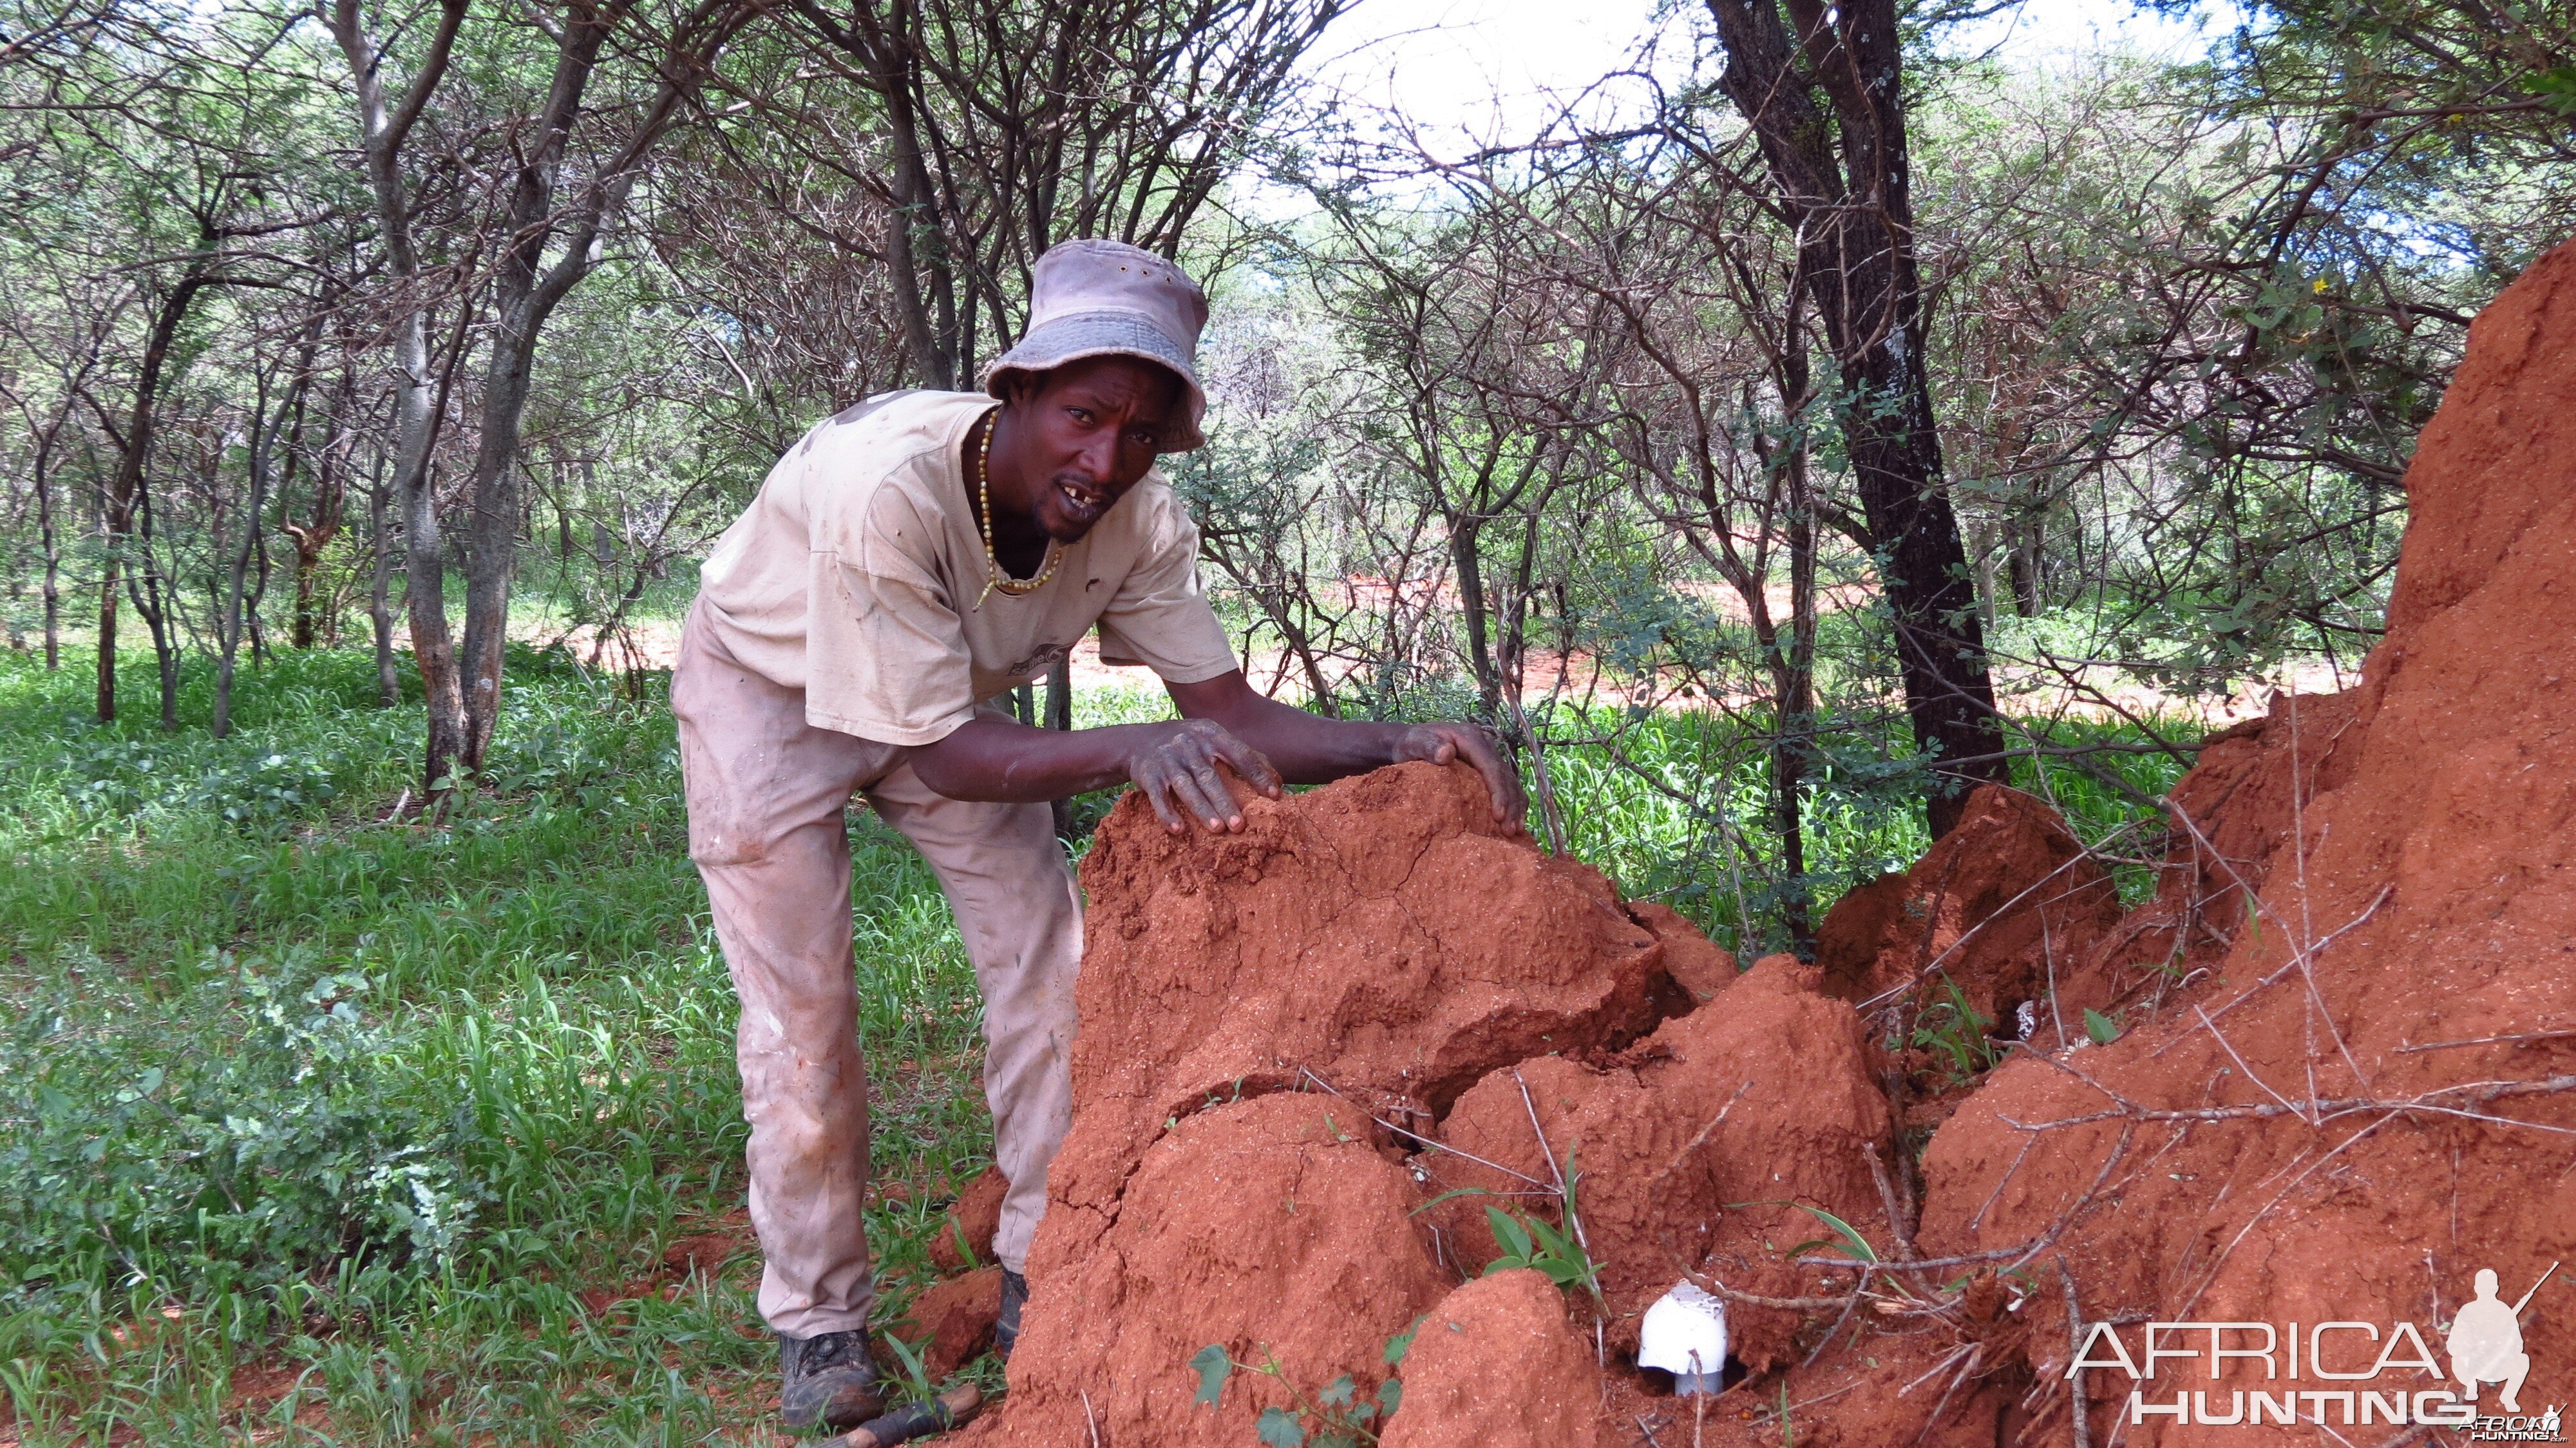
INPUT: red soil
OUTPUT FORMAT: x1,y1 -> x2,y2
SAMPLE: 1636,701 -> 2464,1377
969,1092 -> 1450,1445
927,1165 -> 1009,1275
1423,954 -> 1891,1369
1379,1269 -> 1607,1448
954,238 -> 2576,1446
898,1266 -> 1004,1380
1816,783 -> 2123,1050
955,763 -> 1697,1445
1905,233 -> 2576,1445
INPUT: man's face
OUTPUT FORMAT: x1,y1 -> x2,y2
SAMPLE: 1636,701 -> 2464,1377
1001,355 -> 1178,543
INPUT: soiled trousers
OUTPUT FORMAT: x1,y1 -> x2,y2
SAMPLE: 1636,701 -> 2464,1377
672,605 -> 1081,1337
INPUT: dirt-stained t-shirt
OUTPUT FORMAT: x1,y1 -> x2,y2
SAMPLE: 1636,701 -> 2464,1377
692,389 -> 1238,745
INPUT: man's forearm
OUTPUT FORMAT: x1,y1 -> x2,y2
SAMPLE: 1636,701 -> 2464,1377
1187,687 -> 1405,785
909,715 -> 1171,802
905,671 -> 1518,834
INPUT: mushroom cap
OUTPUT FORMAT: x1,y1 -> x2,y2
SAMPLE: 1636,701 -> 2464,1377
1637,1281 -> 1728,1376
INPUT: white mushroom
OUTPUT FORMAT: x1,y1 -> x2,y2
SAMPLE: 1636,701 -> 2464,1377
1638,1279 -> 1728,1396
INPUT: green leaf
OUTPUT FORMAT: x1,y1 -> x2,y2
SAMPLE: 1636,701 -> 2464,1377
1737,1201 -> 1879,1263
1407,1186 -> 1495,1217
1318,1374 -> 1355,1408
1383,1317 -> 1422,1366
1484,1205 -> 1535,1261
1525,1214 -> 1580,1260
1789,1203 -> 1877,1263
2084,1009 -> 2120,1046
1256,1405 -> 1309,1447
876,1324 -> 933,1395
1189,1344 -> 1233,1407
2530,63 -> 2576,115
1378,1376 -> 1405,1416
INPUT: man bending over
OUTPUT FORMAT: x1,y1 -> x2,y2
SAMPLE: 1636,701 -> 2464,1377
674,238 -> 1524,1431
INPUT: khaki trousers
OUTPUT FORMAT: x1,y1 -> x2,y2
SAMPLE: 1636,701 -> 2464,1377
672,606 -> 1081,1337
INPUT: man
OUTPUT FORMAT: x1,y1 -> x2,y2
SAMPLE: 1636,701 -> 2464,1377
674,238 -> 1524,1431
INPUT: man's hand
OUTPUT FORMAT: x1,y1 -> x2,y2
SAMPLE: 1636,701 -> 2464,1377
1162,672 -> 1532,838
1392,721 -> 1528,836
1124,718 -> 1283,834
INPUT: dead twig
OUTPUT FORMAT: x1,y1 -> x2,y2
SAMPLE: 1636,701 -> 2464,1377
1295,1067 -> 1553,1190
1867,1140 -> 1922,1264
1998,1074 -> 2576,1136
2397,1028 -> 2576,1054
2193,1002 -> 2316,1125
1908,1344 -> 1984,1447
1513,1067 -> 1593,1259
2060,1259 -> 2092,1448
1648,1080 -> 1752,1192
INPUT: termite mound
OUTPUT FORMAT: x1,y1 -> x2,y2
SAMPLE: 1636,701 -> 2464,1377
954,237 -> 2576,1447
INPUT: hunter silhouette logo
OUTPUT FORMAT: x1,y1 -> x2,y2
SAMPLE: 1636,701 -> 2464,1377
2453,1263 -> 2554,1414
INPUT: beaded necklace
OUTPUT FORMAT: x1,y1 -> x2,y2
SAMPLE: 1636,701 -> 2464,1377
973,409 -> 1061,607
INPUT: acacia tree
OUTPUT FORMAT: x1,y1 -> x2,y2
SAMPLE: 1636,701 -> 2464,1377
1703,0 -> 2003,836
331,0 -> 762,797
1520,169 -> 1837,948
0,248 -> 122,671
777,0 -> 1348,388
326,0 -> 472,783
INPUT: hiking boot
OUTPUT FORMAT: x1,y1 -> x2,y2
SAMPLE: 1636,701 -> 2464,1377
997,1268 -> 1028,1360
778,1327 -> 886,1433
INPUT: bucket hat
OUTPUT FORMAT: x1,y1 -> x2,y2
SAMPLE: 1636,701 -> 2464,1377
980,238 -> 1209,452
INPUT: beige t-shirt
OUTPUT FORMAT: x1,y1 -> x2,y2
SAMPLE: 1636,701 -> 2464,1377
694,390 -> 1238,745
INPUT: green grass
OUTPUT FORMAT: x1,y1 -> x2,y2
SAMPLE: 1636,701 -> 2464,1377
1526,701 -> 2193,957
0,648 -> 989,1445
0,644 -> 2197,1443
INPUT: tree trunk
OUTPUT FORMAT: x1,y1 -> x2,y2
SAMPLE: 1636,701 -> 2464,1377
1768,321 -> 1821,956
1706,0 -> 2005,838
32,410 -> 62,671
289,376 -> 345,649
2009,511 -> 2044,616
454,0 -> 753,774
555,457 -> 576,560
458,294 -> 543,774
1774,447 -> 1819,958
95,265 -> 214,723
292,531 -> 327,646
330,0 -> 469,796
1448,517 -> 1498,719
217,382 -> 275,737
129,458 -> 182,732
370,451 -> 399,707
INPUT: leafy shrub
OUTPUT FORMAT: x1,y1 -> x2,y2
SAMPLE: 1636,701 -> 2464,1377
0,951 -> 490,1313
